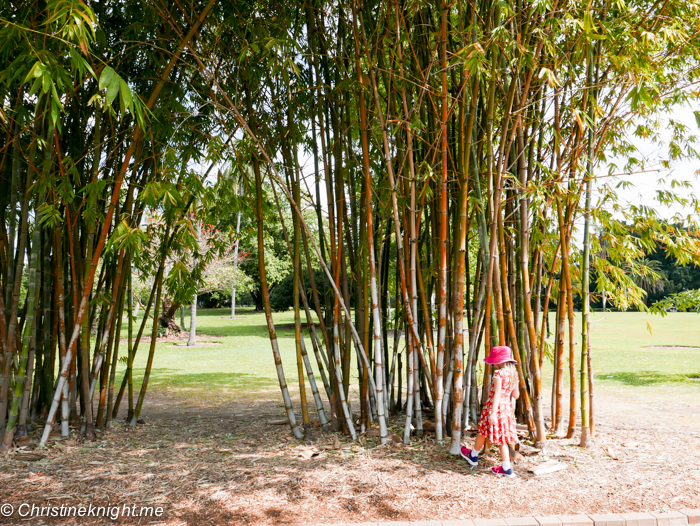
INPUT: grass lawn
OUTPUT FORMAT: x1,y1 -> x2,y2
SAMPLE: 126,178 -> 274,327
117,308 -> 700,423
577,311 -> 700,427
116,308 -> 312,403
587,311 -> 700,384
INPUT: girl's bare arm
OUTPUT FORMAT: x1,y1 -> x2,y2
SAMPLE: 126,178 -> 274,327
489,377 -> 502,424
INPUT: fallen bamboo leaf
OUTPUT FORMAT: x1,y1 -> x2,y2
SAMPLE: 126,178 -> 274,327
602,446 -> 619,459
389,432 -> 403,444
15,452 -> 45,461
528,460 -> 568,476
295,446 -> 321,460
519,444 -> 542,456
365,428 -> 381,437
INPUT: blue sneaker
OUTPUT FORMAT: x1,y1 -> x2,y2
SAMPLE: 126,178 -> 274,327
491,466 -> 516,478
460,446 -> 479,466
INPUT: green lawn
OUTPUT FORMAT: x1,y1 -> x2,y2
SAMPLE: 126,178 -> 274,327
587,311 -> 700,384
534,311 -> 700,427
572,311 -> 700,426
116,307 -> 315,403
116,308 -> 700,420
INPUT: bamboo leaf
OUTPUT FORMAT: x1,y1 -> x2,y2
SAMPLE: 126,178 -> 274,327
42,73 -> 51,94
28,76 -> 42,97
119,79 -> 132,111
574,110 -> 585,132
106,75 -> 120,104
23,62 -> 43,84
37,202 -> 62,228
50,103 -> 59,127
99,65 -> 115,90
51,83 -> 63,111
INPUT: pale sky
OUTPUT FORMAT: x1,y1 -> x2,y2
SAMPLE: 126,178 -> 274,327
595,105 -> 699,222
198,104 -> 699,248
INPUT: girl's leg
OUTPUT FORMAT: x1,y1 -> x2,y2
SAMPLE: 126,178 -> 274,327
473,434 -> 486,453
499,443 -> 512,471
490,443 -> 515,477
461,434 -> 486,464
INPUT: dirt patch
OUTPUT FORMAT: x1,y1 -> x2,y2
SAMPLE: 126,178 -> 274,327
1,389 -> 699,526
641,345 -> 700,349
273,323 -> 321,331
169,341 -> 223,347
118,333 -> 220,344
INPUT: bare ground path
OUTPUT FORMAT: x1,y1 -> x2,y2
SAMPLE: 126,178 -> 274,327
0,387 -> 698,526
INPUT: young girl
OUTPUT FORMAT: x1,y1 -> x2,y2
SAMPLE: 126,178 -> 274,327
460,345 -> 520,478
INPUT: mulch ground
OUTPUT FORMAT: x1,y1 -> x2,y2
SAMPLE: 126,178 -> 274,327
118,333 -> 220,344
1,391 -> 699,526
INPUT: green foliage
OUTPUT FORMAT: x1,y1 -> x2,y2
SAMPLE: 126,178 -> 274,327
651,289 -> 700,314
108,220 -> 147,254
591,205 -> 700,310
269,268 -> 331,313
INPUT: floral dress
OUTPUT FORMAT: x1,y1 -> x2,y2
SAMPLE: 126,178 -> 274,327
477,368 -> 517,445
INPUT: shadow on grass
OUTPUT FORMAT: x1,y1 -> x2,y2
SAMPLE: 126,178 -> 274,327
595,371 -> 700,386
170,308 -> 312,339
184,323 -> 297,339
145,369 -> 277,391
199,307 -> 262,317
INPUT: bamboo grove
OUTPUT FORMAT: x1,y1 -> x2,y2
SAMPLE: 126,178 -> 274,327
1,0 -> 700,454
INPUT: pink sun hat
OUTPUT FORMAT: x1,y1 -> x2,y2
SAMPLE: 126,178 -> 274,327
484,346 -> 517,364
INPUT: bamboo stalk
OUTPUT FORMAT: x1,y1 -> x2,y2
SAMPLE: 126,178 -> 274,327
1,192 -> 42,451
39,0 -> 217,446
352,0 -> 388,443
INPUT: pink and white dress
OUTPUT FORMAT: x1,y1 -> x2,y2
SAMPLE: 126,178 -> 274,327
477,368 -> 517,445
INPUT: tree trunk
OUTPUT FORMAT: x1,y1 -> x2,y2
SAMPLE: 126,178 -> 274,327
187,297 -> 197,346
160,297 -> 181,334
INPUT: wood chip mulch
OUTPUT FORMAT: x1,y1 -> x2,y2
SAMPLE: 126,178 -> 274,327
1,392 -> 698,525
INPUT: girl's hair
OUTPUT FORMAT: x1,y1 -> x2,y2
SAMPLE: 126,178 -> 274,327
501,362 -> 518,387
